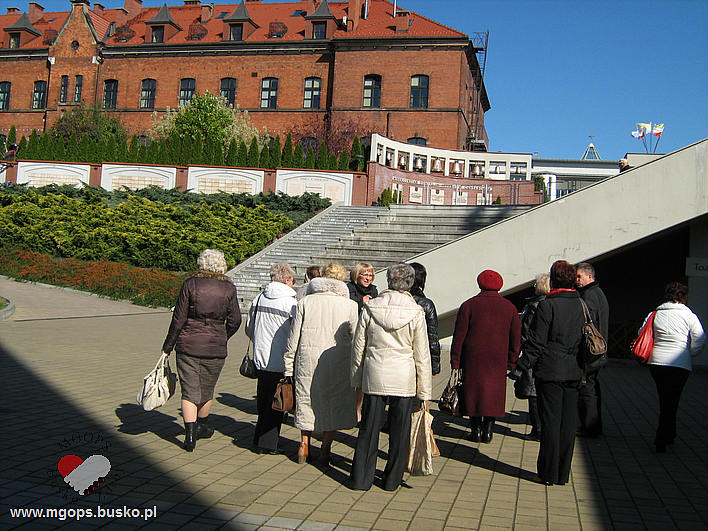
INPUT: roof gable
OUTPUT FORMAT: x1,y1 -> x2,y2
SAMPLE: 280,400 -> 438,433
5,13 -> 42,36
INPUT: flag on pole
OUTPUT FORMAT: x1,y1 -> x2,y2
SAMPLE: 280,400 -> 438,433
631,128 -> 641,138
636,123 -> 652,139
652,123 -> 664,137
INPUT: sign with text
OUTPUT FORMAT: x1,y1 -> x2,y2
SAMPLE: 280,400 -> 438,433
686,257 -> 708,277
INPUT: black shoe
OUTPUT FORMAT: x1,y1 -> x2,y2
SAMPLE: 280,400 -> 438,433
481,417 -> 495,444
255,447 -> 280,455
469,417 -> 482,442
196,417 -> 214,439
345,479 -> 370,491
184,422 -> 197,452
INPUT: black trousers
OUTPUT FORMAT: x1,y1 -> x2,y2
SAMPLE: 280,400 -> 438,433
578,371 -> 602,435
253,370 -> 284,451
536,380 -> 579,484
528,397 -> 541,433
350,394 -> 414,491
649,365 -> 690,446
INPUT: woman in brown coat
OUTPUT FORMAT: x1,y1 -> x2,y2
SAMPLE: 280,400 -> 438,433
450,269 -> 521,443
162,249 -> 242,452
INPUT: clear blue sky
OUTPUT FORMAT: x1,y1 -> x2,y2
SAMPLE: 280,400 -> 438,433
28,0 -> 708,160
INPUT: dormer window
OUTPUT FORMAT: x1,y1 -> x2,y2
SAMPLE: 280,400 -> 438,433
9,33 -> 20,48
151,26 -> 164,43
312,22 -> 326,40
229,23 -> 243,41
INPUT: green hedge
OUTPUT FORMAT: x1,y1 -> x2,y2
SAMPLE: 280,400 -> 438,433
0,188 -> 293,271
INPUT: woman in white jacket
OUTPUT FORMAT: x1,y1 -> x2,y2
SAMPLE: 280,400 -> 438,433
284,263 -> 359,466
348,263 -> 432,491
643,281 -> 705,452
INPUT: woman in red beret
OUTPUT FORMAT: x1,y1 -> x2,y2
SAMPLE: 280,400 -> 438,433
450,270 -> 521,443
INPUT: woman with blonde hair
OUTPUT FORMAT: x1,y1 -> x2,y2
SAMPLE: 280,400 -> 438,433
284,262 -> 359,465
162,249 -> 241,452
348,262 -> 378,311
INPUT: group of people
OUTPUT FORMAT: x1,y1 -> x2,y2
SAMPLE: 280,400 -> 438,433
160,249 -> 705,490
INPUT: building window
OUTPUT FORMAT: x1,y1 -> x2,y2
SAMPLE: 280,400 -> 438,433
407,136 -> 426,145
303,77 -> 321,109
363,74 -> 381,108
179,78 -> 195,106
32,80 -> 47,109
140,78 -> 156,109
151,26 -> 164,43
220,77 -> 237,107
74,75 -> 83,102
9,33 -> 20,48
0,82 -> 10,110
260,77 -> 278,109
103,79 -> 118,109
229,23 -> 243,41
312,21 -> 326,39
410,75 -> 428,108
59,75 -> 68,103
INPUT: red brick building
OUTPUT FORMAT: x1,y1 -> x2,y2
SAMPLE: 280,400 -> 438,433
0,0 -> 489,151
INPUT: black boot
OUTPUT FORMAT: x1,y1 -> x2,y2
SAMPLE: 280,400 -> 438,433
196,416 -> 214,439
468,417 -> 482,442
481,417 -> 495,443
184,422 -> 197,452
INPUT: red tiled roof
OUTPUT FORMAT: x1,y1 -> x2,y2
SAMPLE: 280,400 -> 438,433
1,0 -> 467,48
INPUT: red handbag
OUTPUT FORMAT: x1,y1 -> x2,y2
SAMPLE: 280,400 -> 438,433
630,311 -> 656,363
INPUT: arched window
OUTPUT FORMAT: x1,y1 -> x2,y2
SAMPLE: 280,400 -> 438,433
0,82 -> 11,110
179,78 -> 195,106
74,75 -> 83,102
260,77 -> 278,108
303,77 -> 321,109
103,79 -> 118,109
140,79 -> 156,109
410,75 -> 428,108
32,80 -> 47,109
59,75 -> 68,104
220,77 -> 237,107
407,136 -> 426,146
363,74 -> 381,108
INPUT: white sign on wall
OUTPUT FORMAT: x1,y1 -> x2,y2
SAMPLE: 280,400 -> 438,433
275,170 -> 353,206
101,164 -> 176,191
16,161 -> 91,187
187,167 -> 264,194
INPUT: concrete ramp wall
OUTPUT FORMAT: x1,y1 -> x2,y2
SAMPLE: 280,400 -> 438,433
415,138 -> 708,321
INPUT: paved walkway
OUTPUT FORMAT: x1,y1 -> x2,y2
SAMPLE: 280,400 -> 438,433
1,280 -> 707,530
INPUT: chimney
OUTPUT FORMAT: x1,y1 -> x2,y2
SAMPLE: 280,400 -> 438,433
28,2 -> 45,23
93,2 -> 104,13
201,2 -> 212,22
6,7 -> 20,14
124,0 -> 142,19
394,9 -> 410,33
347,0 -> 361,31
115,6 -> 127,24
183,0 -> 199,4
303,0 -> 316,15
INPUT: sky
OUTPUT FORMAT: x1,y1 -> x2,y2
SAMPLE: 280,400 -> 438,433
22,0 -> 708,160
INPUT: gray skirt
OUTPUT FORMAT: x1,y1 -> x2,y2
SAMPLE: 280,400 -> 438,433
176,353 -> 225,404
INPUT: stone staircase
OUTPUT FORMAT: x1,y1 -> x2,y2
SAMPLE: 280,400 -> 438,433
227,203 -> 387,309
228,203 -> 530,311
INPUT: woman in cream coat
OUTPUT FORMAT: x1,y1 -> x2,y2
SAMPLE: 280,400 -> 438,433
348,263 -> 432,491
284,263 -> 359,465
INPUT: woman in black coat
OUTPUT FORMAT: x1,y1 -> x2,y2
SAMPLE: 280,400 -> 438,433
409,263 -> 441,375
515,260 -> 584,485
347,262 -> 378,311
162,249 -> 241,452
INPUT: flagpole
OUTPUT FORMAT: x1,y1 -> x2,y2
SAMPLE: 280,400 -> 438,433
653,134 -> 662,153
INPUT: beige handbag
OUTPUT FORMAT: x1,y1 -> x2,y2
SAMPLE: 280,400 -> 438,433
407,402 -> 439,476
137,353 -> 177,411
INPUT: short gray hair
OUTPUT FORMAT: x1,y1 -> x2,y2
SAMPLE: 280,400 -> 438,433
387,263 -> 415,291
576,262 -> 596,280
270,262 -> 295,284
197,249 -> 227,274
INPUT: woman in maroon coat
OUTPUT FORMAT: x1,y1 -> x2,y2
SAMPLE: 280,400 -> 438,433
450,270 -> 521,443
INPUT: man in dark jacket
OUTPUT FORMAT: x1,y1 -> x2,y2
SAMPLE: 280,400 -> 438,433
576,262 -> 609,437
409,263 -> 441,375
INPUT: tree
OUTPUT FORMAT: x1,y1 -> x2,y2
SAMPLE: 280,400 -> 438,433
7,125 -> 16,146
49,105 -> 126,148
338,149 -> 350,171
281,133 -> 294,167
293,143 -> 304,168
247,137 -> 260,167
350,137 -> 363,171
328,152 -> 338,170
25,130 -> 40,160
150,91 -> 267,153
17,136 -> 27,158
237,140 -> 248,167
304,147 -> 316,169
270,135 -> 282,168
316,142 -> 328,169
259,145 -> 271,169
226,138 -> 239,166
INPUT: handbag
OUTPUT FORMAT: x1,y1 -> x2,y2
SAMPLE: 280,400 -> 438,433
272,377 -> 294,412
239,343 -> 257,379
239,294 -> 261,380
137,353 -> 177,411
439,369 -> 465,417
407,402 -> 439,476
579,298 -> 608,372
630,311 -> 656,363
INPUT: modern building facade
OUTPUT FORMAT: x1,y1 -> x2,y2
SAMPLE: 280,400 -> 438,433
0,0 -> 490,151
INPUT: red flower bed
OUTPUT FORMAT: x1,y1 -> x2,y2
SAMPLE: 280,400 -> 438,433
0,249 -> 185,307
